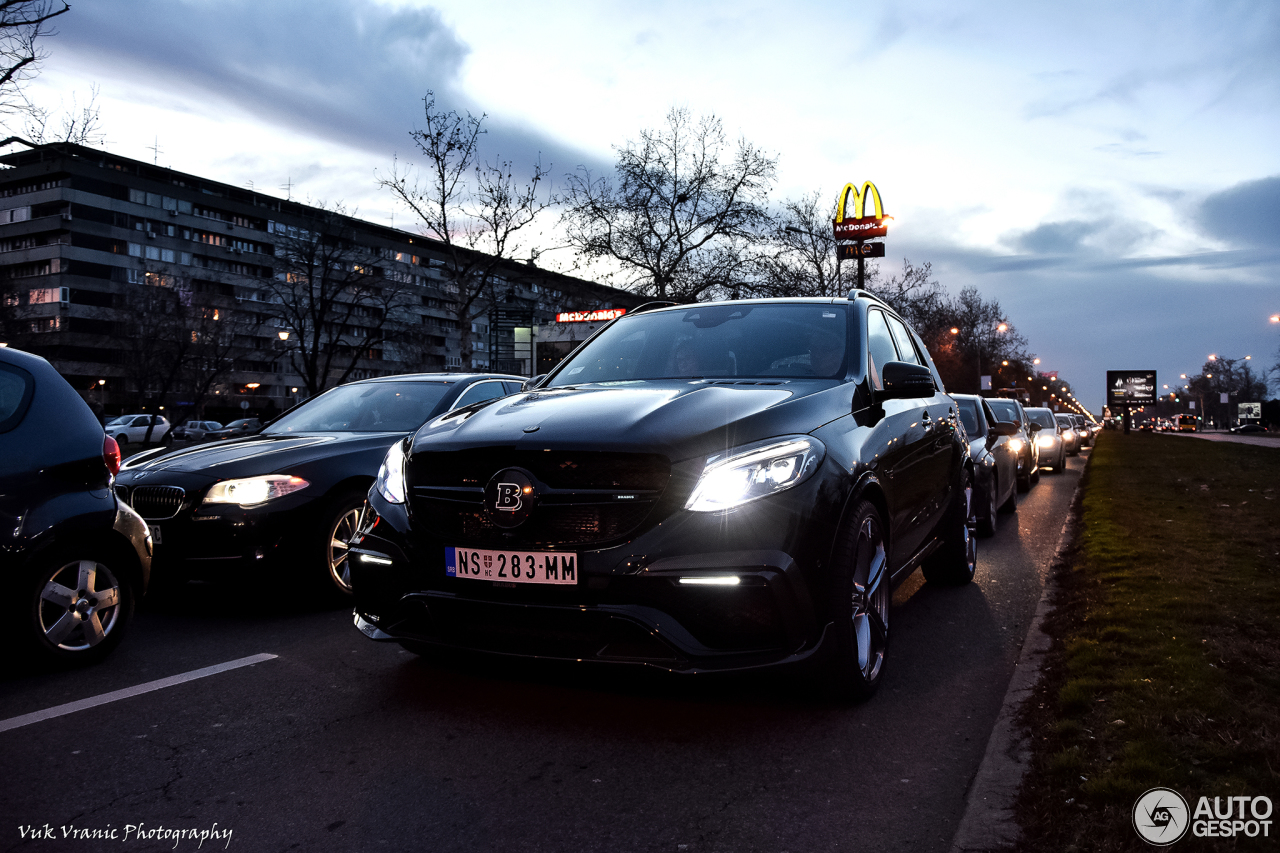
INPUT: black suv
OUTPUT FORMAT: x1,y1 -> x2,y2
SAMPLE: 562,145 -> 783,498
1,347 -> 151,665
350,294 -> 974,700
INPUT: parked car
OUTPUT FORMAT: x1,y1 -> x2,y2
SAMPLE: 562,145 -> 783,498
104,413 -> 171,446
349,295 -> 976,702
205,418 -> 261,440
1055,413 -> 1080,455
1,347 -> 151,666
113,373 -> 525,601
953,393 -> 1019,536
1228,423 -> 1268,434
986,397 -> 1040,490
1025,407 -> 1066,473
172,420 -> 223,441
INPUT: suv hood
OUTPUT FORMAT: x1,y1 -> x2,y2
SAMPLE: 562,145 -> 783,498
411,380 -> 851,460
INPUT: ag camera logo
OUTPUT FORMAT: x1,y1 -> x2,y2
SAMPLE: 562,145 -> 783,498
1133,788 -> 1189,846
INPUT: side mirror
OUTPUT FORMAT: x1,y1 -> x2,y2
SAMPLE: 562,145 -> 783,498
876,361 -> 935,401
989,421 -> 1019,437
1029,422 -> 1043,432
522,374 -> 547,392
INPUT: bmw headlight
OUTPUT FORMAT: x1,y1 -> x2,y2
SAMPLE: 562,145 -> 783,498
685,436 -> 824,512
375,438 -> 408,504
203,475 -> 310,508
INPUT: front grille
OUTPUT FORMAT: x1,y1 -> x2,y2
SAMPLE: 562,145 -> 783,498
129,485 -> 186,520
409,448 -> 670,548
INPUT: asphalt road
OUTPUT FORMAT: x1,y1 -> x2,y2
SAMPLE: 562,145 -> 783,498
0,451 -> 1086,853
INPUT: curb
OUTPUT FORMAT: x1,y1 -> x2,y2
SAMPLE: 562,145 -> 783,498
949,459 -> 1088,852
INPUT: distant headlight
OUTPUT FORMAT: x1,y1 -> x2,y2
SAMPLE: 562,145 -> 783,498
203,475 -> 310,508
1062,428 -> 1075,438
685,436 -> 824,512
1036,434 -> 1057,448
375,438 -> 408,504
1007,437 -> 1025,454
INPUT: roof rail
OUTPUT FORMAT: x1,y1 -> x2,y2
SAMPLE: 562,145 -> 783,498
631,301 -> 679,314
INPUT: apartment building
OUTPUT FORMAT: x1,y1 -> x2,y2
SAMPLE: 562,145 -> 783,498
0,140 -> 642,423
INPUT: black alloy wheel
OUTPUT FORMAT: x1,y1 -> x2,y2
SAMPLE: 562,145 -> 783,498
24,553 -> 135,665
922,469 -> 977,586
821,500 -> 890,702
316,489 -> 366,603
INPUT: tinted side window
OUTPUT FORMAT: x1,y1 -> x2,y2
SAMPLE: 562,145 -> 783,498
0,362 -> 35,432
956,399 -> 982,436
866,310 -> 899,388
453,380 -> 509,409
884,315 -> 921,365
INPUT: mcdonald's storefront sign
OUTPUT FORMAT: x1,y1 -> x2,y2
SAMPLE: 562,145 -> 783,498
555,308 -> 627,323
838,242 -> 885,259
833,181 -> 890,240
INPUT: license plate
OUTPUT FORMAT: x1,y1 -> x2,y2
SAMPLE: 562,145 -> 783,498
445,547 -> 578,585
148,524 -> 163,545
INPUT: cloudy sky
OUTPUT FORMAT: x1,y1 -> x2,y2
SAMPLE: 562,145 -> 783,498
24,0 -> 1280,413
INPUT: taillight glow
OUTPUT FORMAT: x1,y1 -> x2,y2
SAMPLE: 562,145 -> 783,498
103,434 -> 121,476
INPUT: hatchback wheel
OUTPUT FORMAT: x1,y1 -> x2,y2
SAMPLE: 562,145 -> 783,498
922,469 -> 977,586
24,555 -> 135,665
821,501 -> 890,702
978,475 -> 998,537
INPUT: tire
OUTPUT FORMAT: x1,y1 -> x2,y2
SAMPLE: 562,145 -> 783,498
922,468 -> 977,586
20,552 -> 136,666
114,434 -> 128,446
1000,484 -> 1018,514
977,475 -> 998,537
1053,449 -> 1065,473
818,501 -> 891,702
312,489 -> 366,604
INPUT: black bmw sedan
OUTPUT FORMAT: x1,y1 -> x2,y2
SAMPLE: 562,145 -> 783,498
350,294 -> 975,700
1,346 -> 151,666
114,373 -> 524,601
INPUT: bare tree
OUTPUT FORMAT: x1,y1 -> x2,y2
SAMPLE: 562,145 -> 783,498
379,92 -> 552,369
264,206 -> 415,396
560,107 -> 777,303
23,82 -> 104,145
750,190 -> 853,298
0,0 -> 69,127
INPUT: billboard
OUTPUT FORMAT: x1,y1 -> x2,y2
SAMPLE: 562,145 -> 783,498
1239,402 -> 1261,420
1106,370 -> 1156,407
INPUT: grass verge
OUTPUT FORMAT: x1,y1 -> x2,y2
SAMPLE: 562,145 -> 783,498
1016,431 -> 1280,852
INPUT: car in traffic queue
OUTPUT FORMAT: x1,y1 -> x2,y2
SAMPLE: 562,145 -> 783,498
349,293 -> 977,702
1228,423 -> 1268,434
104,413 -> 172,446
1070,413 -> 1092,447
1055,413 -> 1080,456
113,373 -> 525,602
986,397 -> 1040,491
172,420 -> 223,441
205,418 -> 262,441
952,393 -> 1019,536
1,346 -> 151,666
1025,407 -> 1066,474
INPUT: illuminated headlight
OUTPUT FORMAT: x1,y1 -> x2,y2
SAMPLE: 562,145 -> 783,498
1007,437 -> 1025,454
1063,429 -> 1075,438
1036,434 -> 1056,448
375,438 -> 408,504
203,475 -> 309,508
685,436 -> 824,512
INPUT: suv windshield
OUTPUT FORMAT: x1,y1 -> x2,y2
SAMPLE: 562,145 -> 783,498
548,303 -> 850,386
265,381 -> 451,434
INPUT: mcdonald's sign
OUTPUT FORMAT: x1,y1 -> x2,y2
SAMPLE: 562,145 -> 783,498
833,181 -> 891,239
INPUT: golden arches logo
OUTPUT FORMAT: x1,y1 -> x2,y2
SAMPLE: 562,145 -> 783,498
835,181 -> 886,223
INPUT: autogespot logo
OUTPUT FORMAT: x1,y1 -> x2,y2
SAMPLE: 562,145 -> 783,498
1133,788 -> 1190,846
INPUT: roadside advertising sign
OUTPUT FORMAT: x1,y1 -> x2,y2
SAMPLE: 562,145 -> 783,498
1239,402 -> 1261,419
555,308 -> 627,323
832,182 -> 891,239
1106,370 -> 1156,406
837,242 -> 885,259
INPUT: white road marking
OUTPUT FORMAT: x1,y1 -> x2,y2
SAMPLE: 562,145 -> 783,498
0,653 -> 277,734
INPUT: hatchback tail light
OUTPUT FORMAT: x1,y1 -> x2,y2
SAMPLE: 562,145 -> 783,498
103,434 -> 121,476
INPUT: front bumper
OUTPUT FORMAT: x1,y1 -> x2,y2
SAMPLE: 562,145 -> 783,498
350,475 -> 840,674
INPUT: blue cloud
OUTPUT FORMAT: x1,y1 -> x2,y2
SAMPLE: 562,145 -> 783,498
1198,175 -> 1280,249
